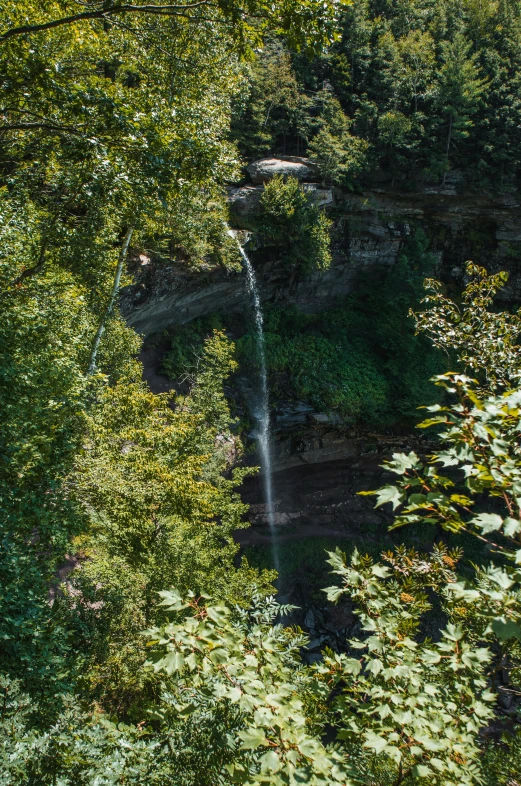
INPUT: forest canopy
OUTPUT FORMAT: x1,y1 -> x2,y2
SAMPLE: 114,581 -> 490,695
232,0 -> 521,188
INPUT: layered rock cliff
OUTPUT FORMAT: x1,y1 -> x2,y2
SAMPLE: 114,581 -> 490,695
121,165 -> 521,337
123,163 -> 521,561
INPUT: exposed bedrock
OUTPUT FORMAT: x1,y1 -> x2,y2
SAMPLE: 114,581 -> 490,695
237,421 -> 431,536
121,179 -> 521,337
246,155 -> 321,184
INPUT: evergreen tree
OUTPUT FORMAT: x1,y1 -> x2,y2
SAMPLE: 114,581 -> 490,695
435,32 -> 488,183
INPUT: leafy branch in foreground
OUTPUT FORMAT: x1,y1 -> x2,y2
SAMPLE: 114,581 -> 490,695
374,269 -> 521,537
320,546 -> 494,786
411,262 -> 521,390
362,265 -> 521,641
0,0 -> 345,53
146,542 -> 496,785
0,546 -> 506,785
145,590 -> 347,785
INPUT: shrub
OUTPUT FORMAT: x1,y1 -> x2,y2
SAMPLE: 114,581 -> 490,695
258,175 -> 332,272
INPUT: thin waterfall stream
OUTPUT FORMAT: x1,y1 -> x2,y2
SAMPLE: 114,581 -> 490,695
228,231 -> 280,579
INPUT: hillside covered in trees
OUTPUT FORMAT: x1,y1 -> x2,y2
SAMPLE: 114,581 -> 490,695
232,0 -> 521,189
1,1 -> 521,784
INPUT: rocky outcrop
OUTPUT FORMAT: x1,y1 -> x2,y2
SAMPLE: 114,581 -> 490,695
121,185 -> 521,336
122,264 -> 248,336
227,185 -> 263,216
246,155 -> 320,184
238,422 -> 430,531
334,187 -> 521,279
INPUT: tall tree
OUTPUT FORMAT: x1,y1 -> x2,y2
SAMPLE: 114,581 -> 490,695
435,32 -> 487,183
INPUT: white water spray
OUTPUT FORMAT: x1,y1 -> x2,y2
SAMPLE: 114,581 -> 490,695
229,231 -> 280,577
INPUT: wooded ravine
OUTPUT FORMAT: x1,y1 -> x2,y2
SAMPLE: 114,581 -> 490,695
1,2 -> 521,784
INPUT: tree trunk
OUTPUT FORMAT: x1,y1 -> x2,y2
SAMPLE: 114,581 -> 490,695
87,226 -> 134,375
442,113 -> 453,187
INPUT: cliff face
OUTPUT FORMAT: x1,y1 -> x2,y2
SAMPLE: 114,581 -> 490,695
123,172 -> 521,555
121,182 -> 521,337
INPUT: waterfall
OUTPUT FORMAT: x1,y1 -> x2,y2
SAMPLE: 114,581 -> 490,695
228,231 -> 280,578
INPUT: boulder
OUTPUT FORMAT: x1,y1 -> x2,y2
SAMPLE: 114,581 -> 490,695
305,638 -> 324,651
227,183 -> 332,220
309,413 -> 330,425
304,609 -> 316,629
247,156 -> 320,184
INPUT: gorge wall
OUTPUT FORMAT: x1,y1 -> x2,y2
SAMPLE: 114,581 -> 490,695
122,164 -> 521,570
121,178 -> 521,337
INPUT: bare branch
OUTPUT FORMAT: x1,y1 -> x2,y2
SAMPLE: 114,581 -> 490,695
0,3 -> 211,42
0,122 -> 86,135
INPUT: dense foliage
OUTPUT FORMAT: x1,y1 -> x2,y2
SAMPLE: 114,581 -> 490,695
0,0 -> 320,776
241,229 -> 442,426
162,229 -> 443,428
0,0 -> 244,700
232,0 -> 521,188
257,175 -> 332,271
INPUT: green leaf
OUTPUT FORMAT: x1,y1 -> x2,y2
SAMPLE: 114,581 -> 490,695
491,618 -> 521,641
363,731 -> 388,754
471,513 -> 503,534
260,750 -> 280,774
225,687 -> 242,702
365,658 -> 383,676
326,548 -> 347,571
206,605 -> 229,624
342,658 -> 362,676
238,728 -> 269,750
209,648 -> 229,665
413,765 -> 433,777
417,416 -> 448,429
386,452 -> 420,473
177,702 -> 197,717
443,623 -> 463,642
157,589 -> 188,611
157,650 -> 184,675
373,485 -> 404,510
503,517 -> 521,538
450,494 -> 473,505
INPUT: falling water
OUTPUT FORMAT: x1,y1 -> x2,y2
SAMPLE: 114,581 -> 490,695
229,231 -> 280,577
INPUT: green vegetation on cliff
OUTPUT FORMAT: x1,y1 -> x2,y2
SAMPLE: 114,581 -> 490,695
162,230 -> 443,428
258,175 -> 333,271
241,230 -> 443,426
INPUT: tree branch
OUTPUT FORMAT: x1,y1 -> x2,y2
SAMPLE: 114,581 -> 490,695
0,122 -> 86,135
11,239 -> 50,287
1,3 -> 211,42
8,180 -> 86,290
87,226 -> 134,375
